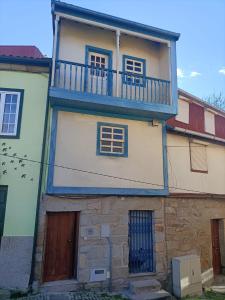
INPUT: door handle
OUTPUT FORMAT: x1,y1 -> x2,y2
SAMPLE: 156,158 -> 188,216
67,239 -> 72,243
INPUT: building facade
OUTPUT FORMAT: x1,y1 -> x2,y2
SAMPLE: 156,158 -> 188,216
166,89 -> 225,285
0,46 -> 50,289
34,0 -> 180,293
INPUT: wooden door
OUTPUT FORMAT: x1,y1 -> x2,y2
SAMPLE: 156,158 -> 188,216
211,219 -> 221,275
43,212 -> 79,282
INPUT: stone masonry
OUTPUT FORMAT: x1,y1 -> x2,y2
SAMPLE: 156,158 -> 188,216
34,195 -> 167,291
165,196 -> 225,286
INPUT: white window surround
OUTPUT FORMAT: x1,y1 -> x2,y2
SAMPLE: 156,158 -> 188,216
99,125 -> 125,155
89,52 -> 108,78
175,99 -> 189,124
204,110 -> 215,135
0,91 -> 21,136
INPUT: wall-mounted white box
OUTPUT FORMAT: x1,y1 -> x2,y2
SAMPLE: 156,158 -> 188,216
172,255 -> 202,298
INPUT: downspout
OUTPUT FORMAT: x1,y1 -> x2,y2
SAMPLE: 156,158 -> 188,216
28,65 -> 52,291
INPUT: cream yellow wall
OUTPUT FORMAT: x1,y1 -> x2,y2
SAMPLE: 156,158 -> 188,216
53,111 -> 164,189
168,133 -> 225,194
58,19 -> 169,80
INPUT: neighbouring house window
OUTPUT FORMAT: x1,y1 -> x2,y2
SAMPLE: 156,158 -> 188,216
0,90 -> 23,137
97,122 -> 128,157
123,55 -> 146,86
175,99 -> 189,124
190,141 -> 208,173
204,110 -> 215,135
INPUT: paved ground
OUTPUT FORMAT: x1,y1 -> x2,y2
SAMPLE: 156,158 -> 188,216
2,291 -> 127,300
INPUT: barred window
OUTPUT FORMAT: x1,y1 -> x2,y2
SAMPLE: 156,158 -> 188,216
97,123 -> 128,157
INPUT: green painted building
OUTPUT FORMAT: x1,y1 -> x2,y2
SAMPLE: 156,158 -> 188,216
0,46 -> 50,290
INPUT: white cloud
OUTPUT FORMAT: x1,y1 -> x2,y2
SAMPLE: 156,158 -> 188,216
219,67 -> 225,75
190,71 -> 201,77
177,68 -> 184,78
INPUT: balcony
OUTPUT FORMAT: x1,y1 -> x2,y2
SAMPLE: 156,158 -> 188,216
49,59 -> 176,121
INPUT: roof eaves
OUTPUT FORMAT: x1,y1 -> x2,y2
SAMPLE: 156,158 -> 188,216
52,0 -> 180,41
0,56 -> 52,68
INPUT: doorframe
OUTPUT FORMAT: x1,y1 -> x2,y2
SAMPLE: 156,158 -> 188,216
84,45 -> 113,96
42,211 -> 80,283
211,219 -> 222,275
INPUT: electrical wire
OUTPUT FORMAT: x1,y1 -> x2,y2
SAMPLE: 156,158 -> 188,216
0,152 -> 221,195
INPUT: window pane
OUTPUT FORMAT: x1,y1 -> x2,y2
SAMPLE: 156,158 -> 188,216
102,127 -> 112,133
4,104 -> 10,113
10,104 -> 17,113
3,114 -> 9,123
12,95 -> 18,103
102,133 -> 112,139
1,124 -> 8,133
8,124 -> 15,133
114,128 -> 123,134
9,114 -> 16,123
5,94 -> 12,103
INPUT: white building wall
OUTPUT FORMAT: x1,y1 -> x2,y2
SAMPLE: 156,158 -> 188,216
58,19 -> 169,80
168,133 -> 225,194
53,111 -> 165,189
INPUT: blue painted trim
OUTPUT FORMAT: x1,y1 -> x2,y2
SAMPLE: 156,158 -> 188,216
0,88 -> 24,139
84,45 -> 113,96
162,122 -> 169,193
170,41 -> 178,114
122,55 -> 146,87
55,18 -> 61,61
47,109 -> 58,190
0,56 -> 51,67
96,122 -> 128,157
52,1 -> 180,41
152,211 -> 156,272
49,87 -> 177,121
46,108 -> 169,196
47,186 -> 168,196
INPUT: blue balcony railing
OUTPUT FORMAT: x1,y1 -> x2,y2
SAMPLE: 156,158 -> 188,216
54,60 -> 171,105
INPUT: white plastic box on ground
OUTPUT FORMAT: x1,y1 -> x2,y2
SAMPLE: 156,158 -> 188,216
172,254 -> 202,298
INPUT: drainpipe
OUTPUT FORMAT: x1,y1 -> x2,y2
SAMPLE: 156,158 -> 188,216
28,67 -> 51,291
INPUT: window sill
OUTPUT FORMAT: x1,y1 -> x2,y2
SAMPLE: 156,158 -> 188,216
129,272 -> 156,278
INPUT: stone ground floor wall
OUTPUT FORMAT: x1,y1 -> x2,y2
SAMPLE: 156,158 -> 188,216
34,194 -> 225,292
0,236 -> 33,289
165,196 -> 225,287
34,195 -> 167,291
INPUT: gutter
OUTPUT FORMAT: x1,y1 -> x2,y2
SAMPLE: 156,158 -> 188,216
28,63 -> 52,290
0,55 -> 51,67
167,125 -> 225,146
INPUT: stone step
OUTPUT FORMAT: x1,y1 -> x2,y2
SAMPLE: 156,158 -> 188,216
126,289 -> 172,300
129,279 -> 161,295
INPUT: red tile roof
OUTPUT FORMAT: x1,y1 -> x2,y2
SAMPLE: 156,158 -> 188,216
0,46 -> 44,59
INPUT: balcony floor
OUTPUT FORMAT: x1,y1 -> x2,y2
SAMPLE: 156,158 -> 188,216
49,87 -> 176,121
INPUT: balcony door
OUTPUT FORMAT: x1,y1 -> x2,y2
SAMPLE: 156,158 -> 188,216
85,46 -> 112,96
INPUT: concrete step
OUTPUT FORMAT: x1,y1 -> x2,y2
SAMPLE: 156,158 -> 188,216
125,289 -> 171,300
129,279 -> 161,295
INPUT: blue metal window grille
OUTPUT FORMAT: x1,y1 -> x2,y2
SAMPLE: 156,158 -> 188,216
128,210 -> 154,273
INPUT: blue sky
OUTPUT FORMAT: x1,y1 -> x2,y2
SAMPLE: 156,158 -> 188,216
0,0 -> 225,99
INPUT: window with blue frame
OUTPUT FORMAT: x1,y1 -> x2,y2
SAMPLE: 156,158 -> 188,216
97,122 -> 128,157
123,55 -> 146,86
0,89 -> 23,138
